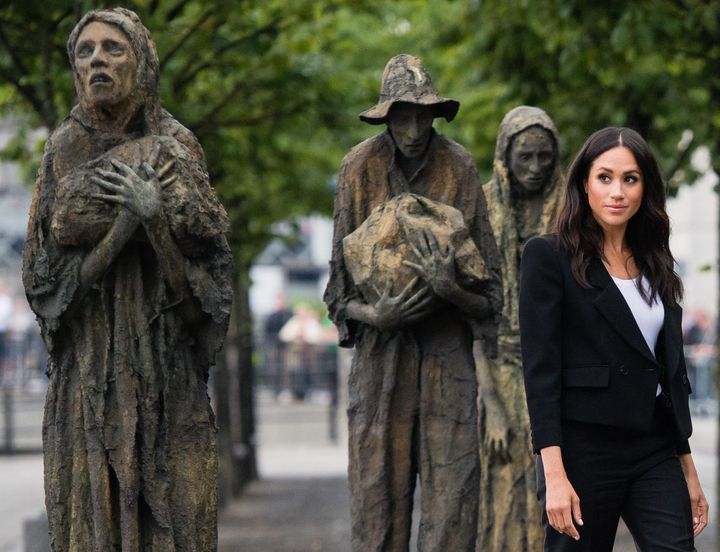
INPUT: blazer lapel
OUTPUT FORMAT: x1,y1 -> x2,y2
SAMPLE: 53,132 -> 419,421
588,258 -> 658,365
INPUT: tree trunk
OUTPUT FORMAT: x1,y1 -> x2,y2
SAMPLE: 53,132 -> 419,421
233,269 -> 258,488
214,344 -> 234,506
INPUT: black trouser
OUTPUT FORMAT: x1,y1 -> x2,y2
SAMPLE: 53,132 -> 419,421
536,398 -> 696,551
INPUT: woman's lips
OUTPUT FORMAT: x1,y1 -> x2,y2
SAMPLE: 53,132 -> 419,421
606,204 -> 627,213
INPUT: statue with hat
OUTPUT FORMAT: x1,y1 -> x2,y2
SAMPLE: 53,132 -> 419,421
324,54 -> 502,551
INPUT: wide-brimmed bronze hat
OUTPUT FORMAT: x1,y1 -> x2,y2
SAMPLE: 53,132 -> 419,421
359,54 -> 460,125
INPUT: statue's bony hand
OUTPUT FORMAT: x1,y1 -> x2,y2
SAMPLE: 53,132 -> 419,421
403,229 -> 457,299
91,158 -> 162,222
370,277 -> 435,331
148,142 -> 178,190
483,401 -> 511,463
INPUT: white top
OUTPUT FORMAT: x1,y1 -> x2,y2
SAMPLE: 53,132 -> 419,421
611,275 -> 664,395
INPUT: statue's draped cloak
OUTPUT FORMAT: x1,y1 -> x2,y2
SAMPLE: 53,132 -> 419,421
478,106 -> 562,552
23,107 -> 232,551
324,130 -> 501,551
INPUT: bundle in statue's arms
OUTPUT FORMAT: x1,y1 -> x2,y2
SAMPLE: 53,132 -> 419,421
343,192 -> 490,304
51,135 -> 226,255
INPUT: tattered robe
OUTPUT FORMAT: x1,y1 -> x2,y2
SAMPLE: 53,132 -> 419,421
324,129 -> 501,552
478,106 -> 563,552
23,106 -> 232,551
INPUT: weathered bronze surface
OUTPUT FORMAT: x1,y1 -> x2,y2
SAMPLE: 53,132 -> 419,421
324,54 -> 502,552
22,8 -> 232,551
477,105 -> 563,552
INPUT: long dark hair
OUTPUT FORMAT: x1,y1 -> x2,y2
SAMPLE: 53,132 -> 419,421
553,127 -> 682,304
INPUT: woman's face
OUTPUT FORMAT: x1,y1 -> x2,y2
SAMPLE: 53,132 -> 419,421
508,127 -> 555,194
584,146 -> 643,233
74,21 -> 137,108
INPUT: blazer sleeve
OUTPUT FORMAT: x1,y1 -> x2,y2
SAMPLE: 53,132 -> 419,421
520,236 -> 565,453
675,352 -> 691,455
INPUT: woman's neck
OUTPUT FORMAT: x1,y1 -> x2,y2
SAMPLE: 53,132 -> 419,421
601,227 -> 638,279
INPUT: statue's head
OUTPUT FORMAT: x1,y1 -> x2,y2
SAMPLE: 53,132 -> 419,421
495,106 -> 559,197
508,125 -> 556,194
67,8 -> 159,122
386,102 -> 435,159
359,54 -> 459,127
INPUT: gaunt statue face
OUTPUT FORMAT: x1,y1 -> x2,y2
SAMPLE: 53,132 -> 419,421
387,102 -> 435,159
508,126 -> 556,194
74,21 -> 137,108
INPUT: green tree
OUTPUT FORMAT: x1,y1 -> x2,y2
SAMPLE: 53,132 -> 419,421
0,0 -> 400,495
388,0 -> 719,185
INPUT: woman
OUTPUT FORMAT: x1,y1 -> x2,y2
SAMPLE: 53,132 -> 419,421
478,106 -> 563,552
23,8 -> 232,550
520,127 -> 708,551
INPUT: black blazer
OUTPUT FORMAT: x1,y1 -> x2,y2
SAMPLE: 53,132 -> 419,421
519,235 -> 692,454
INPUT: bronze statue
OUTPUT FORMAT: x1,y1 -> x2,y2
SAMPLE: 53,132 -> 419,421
477,106 -> 563,552
324,54 -> 502,552
22,9 -> 232,550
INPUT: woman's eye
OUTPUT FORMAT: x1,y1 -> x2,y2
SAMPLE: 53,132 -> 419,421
625,175 -> 638,184
520,154 -> 530,161
598,174 -> 610,183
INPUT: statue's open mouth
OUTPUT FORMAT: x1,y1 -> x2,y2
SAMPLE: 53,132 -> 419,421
90,73 -> 112,85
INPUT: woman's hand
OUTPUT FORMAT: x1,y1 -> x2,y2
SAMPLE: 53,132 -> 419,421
91,145 -> 176,223
679,453 -> 709,537
541,446 -> 583,541
403,228 -> 457,299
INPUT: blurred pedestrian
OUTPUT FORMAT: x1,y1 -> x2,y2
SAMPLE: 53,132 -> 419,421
263,293 -> 293,398
683,309 -> 716,403
279,303 -> 324,400
0,280 -> 13,382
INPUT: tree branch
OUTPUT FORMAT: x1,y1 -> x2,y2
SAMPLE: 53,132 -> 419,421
160,9 -> 214,70
0,21 -> 30,78
0,65 -> 55,128
165,0 -> 192,23
191,105 -> 305,134
171,19 -> 281,93
195,80 -> 247,127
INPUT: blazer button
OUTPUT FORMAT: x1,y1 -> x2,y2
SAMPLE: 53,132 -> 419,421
682,373 -> 688,385
619,366 -> 629,376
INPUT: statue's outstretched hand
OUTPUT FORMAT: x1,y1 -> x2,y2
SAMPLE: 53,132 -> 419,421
403,228 -> 457,299
369,277 -> 435,331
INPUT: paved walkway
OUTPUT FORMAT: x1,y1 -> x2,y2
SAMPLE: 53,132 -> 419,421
217,406 -> 718,552
218,477 -> 350,552
1,399 -> 717,551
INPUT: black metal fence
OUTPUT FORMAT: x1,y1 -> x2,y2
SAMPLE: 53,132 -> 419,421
0,330 -> 47,453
